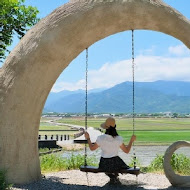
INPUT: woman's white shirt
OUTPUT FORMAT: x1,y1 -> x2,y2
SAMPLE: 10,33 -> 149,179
96,134 -> 123,158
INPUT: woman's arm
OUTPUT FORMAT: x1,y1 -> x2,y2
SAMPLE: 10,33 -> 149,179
120,135 -> 136,153
85,132 -> 99,151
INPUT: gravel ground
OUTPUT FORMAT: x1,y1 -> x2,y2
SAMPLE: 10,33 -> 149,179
12,170 -> 188,190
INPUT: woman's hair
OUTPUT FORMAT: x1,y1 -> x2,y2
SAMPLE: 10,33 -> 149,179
105,125 -> 118,137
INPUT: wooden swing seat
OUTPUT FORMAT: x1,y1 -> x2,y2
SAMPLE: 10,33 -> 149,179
80,165 -> 140,176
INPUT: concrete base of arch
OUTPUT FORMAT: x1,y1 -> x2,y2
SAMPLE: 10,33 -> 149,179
0,0 -> 190,184
163,141 -> 190,187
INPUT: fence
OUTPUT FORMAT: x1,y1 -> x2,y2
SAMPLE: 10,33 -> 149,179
38,129 -> 79,141
38,134 -> 70,141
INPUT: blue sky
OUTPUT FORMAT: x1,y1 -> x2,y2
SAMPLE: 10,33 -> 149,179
2,0 -> 190,92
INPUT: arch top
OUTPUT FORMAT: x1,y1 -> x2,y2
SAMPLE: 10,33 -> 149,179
1,0 -> 190,184
3,0 -> 190,71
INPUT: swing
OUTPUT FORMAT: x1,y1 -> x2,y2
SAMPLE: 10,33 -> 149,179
80,30 -> 140,176
80,165 -> 140,176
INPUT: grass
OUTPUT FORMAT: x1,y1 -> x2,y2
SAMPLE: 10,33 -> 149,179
39,124 -> 77,138
0,170 -> 12,190
39,124 -> 72,130
147,153 -> 190,175
118,130 -> 190,145
55,118 -> 190,130
40,117 -> 190,145
40,153 -> 98,173
40,151 -> 190,176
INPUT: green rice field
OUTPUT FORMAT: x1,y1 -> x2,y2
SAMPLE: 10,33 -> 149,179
40,117 -> 190,145
118,130 -> 190,145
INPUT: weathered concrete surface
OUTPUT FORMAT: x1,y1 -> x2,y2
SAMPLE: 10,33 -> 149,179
0,0 -> 190,184
164,141 -> 190,187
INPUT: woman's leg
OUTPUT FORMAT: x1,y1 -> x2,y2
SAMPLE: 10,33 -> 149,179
105,173 -> 120,184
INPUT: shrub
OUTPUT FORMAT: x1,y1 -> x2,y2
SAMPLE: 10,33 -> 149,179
148,153 -> 190,175
148,154 -> 164,172
64,153 -> 98,170
128,156 -> 142,168
40,153 -> 98,172
0,170 -> 12,190
170,153 -> 190,175
40,154 -> 66,172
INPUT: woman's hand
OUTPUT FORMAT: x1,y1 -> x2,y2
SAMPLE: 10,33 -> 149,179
84,132 -> 90,139
84,131 -> 99,151
130,135 -> 136,142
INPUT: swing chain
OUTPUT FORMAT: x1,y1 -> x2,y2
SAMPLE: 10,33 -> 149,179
84,48 -> 88,166
132,29 -> 135,135
132,29 -> 136,169
85,48 -> 88,131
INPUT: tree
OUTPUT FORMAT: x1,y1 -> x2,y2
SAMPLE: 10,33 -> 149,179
0,0 -> 39,62
172,113 -> 178,118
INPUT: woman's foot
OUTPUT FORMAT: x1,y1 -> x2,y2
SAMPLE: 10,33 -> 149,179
106,173 -> 121,184
109,177 -> 121,184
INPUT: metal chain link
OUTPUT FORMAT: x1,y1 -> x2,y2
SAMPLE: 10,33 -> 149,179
82,48 -> 90,187
84,48 -> 88,167
132,30 -> 136,169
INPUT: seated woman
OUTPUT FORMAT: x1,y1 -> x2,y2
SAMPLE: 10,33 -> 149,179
84,117 -> 136,183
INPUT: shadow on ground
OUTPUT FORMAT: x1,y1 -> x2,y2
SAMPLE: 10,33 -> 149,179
13,176 -> 189,190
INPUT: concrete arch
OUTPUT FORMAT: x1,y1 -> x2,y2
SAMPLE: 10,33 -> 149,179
164,141 -> 190,187
0,0 -> 190,184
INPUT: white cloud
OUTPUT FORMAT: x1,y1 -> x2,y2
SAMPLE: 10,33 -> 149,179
135,55 -> 190,82
138,45 -> 156,55
87,60 -> 132,89
51,45 -> 190,92
168,44 -> 190,56
87,55 -> 190,89
52,80 -> 85,92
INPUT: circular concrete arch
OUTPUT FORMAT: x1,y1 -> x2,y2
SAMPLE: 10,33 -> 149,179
0,0 -> 190,184
164,141 -> 190,187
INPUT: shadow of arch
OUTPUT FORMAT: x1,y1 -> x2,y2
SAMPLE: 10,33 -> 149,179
0,0 -> 190,184
163,141 -> 190,187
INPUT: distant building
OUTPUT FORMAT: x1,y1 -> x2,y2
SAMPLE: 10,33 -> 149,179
163,112 -> 172,117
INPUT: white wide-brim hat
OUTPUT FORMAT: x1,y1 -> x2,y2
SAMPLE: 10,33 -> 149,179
100,117 -> 116,129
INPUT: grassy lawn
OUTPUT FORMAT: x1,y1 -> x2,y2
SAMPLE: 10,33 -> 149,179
40,117 -> 190,144
118,130 -> 190,145
56,117 -> 190,130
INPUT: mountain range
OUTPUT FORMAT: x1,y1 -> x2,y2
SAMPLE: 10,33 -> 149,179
44,81 -> 190,113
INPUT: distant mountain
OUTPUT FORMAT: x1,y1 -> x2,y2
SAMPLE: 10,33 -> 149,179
134,80 -> 190,96
44,88 -> 107,111
45,89 -> 84,109
44,81 -> 190,113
